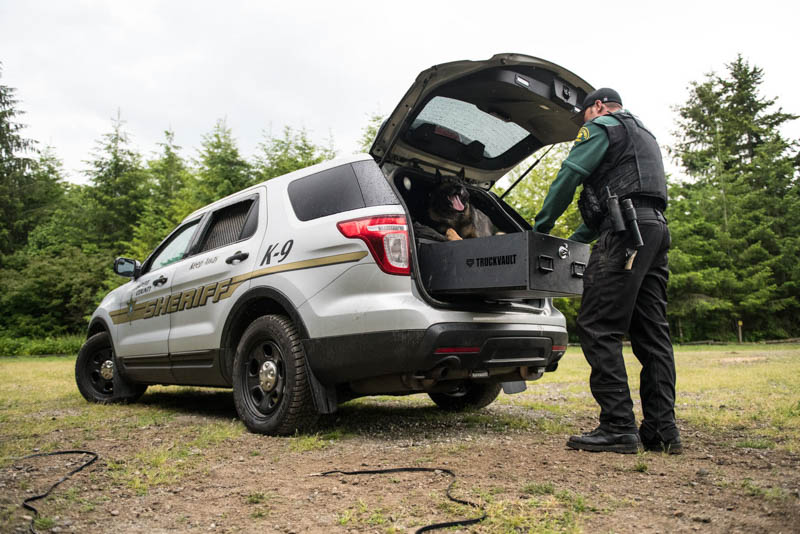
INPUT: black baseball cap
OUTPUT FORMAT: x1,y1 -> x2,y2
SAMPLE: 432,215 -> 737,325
571,88 -> 623,124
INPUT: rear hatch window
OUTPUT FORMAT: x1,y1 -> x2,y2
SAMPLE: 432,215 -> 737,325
412,96 -> 530,159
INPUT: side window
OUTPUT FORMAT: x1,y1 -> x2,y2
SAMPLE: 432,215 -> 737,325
287,162 -> 400,222
197,197 -> 257,253
147,220 -> 201,273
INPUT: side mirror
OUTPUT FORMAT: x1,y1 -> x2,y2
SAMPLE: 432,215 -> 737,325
114,257 -> 141,278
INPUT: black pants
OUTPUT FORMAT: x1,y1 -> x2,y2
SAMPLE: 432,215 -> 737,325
576,210 -> 678,441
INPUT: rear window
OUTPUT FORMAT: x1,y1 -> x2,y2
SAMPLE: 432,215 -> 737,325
288,162 -> 399,221
411,96 -> 529,158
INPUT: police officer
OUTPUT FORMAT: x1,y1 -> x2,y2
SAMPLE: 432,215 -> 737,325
533,88 -> 681,454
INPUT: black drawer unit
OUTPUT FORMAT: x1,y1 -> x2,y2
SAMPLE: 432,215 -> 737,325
417,231 -> 589,298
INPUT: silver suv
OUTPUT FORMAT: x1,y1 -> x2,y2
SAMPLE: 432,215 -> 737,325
76,53 -> 594,435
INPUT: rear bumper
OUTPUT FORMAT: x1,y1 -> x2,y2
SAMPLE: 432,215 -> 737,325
303,322 -> 567,385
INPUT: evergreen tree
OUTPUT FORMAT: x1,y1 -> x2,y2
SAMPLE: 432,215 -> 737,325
253,125 -> 335,182
669,55 -> 799,340
0,64 -> 35,178
1,146 -> 66,261
84,111 -> 150,251
149,129 -> 190,201
193,119 -> 252,205
126,130 -> 194,261
25,184 -> 94,253
0,65 -> 54,261
356,113 -> 384,154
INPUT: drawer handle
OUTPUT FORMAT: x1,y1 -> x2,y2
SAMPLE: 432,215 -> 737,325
537,255 -> 554,273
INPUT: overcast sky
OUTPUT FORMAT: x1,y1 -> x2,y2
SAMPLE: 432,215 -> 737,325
1,0 -> 798,185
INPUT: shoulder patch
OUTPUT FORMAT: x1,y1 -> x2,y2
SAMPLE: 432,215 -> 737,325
575,127 -> 590,143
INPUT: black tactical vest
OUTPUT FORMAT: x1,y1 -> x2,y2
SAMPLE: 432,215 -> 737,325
578,112 -> 667,230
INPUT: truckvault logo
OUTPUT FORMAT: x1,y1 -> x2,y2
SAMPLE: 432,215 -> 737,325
466,254 -> 517,268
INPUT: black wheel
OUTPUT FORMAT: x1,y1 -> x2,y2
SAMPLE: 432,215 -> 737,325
232,315 -> 318,435
428,381 -> 502,412
75,332 -> 146,403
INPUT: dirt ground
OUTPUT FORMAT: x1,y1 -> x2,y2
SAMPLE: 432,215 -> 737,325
2,391 -> 799,534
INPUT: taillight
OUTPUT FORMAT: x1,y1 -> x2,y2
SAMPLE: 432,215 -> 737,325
337,215 -> 410,276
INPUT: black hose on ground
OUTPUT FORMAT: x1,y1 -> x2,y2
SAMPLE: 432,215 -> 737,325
12,450 -> 99,534
316,466 -> 487,533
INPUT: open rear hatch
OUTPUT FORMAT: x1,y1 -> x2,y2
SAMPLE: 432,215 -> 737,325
371,53 -> 594,300
370,53 -> 594,188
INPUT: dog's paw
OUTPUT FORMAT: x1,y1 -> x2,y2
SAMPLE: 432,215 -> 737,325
446,228 -> 463,241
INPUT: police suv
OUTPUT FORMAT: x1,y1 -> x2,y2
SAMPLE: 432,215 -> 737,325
76,53 -> 594,435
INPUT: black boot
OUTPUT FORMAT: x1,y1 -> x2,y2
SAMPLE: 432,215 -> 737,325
640,432 -> 683,455
567,427 -> 640,454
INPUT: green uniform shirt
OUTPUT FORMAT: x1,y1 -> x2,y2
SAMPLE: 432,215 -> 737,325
532,113 -> 625,243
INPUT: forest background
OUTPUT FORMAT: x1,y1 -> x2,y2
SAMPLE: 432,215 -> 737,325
1,54 -> 798,345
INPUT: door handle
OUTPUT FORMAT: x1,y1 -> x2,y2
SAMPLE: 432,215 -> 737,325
226,251 -> 249,264
152,275 -> 168,287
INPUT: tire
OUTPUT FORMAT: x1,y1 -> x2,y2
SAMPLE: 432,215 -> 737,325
232,315 -> 318,435
75,332 -> 147,404
428,381 -> 502,412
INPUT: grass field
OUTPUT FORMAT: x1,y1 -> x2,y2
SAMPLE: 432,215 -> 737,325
2,344 -> 799,468
1,344 -> 798,533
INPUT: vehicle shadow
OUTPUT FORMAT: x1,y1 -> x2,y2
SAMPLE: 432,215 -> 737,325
135,388 -> 533,440
137,387 -> 237,420
320,399 -> 526,440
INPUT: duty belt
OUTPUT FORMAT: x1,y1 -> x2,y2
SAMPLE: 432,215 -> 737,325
599,206 -> 665,232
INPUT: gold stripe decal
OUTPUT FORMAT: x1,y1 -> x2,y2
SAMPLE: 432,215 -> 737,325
236,251 -> 368,284
110,251 -> 368,325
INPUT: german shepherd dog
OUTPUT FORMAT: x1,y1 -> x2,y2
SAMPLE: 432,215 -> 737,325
425,177 -> 494,241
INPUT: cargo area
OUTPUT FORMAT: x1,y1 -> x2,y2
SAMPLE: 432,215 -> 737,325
390,169 -> 590,301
